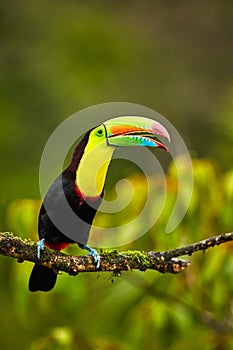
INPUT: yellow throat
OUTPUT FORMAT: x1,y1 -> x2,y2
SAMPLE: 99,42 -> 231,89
76,136 -> 115,197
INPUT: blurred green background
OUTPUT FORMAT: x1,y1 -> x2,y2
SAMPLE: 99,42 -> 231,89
0,1 -> 233,349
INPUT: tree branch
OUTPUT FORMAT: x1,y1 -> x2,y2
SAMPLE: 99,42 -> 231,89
0,231 -> 232,276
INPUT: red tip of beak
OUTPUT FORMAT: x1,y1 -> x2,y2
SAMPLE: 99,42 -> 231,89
156,141 -> 169,152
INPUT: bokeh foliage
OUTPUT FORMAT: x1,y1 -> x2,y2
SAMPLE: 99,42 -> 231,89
0,1 -> 232,349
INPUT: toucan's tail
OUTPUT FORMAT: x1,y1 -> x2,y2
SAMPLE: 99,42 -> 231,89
29,264 -> 57,292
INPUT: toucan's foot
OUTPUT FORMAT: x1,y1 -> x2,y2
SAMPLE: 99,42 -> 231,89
37,238 -> 45,259
79,244 -> 100,269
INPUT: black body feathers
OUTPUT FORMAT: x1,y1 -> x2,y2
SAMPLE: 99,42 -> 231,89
29,129 -> 102,292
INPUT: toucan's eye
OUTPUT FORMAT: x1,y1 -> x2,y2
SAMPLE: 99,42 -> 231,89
97,128 -> 103,136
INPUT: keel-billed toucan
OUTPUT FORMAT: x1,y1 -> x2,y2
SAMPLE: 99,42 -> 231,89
29,116 -> 170,292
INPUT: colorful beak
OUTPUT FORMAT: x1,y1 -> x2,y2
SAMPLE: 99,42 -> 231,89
104,116 -> 170,151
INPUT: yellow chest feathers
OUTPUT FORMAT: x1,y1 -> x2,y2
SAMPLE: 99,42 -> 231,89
76,141 -> 115,197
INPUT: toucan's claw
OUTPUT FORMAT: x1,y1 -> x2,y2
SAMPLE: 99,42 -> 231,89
37,238 -> 45,259
80,244 -> 100,269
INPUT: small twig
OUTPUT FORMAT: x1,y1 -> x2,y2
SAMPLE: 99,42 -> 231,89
161,232 -> 233,259
0,231 -> 232,276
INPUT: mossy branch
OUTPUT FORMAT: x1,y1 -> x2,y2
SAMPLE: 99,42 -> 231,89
0,231 -> 232,276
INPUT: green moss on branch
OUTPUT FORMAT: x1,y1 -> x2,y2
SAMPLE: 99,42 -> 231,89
0,231 -> 232,276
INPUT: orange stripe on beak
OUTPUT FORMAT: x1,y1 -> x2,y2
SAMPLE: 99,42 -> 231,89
109,125 -> 147,136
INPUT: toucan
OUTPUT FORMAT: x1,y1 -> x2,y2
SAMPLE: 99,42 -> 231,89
29,116 -> 170,292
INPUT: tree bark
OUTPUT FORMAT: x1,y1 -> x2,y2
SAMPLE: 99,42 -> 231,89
0,231 -> 232,276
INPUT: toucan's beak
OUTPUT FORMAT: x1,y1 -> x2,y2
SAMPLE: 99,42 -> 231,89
104,116 -> 170,152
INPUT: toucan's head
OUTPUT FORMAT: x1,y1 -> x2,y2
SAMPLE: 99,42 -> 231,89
75,116 -> 170,197
85,116 -> 170,153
